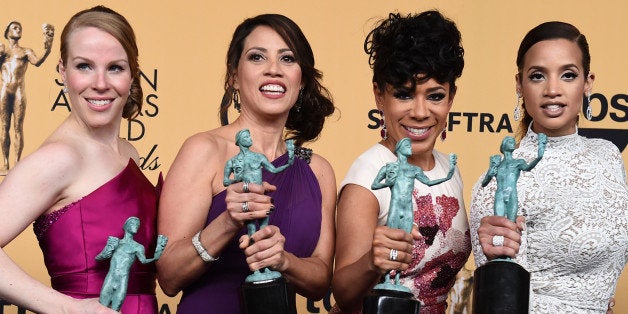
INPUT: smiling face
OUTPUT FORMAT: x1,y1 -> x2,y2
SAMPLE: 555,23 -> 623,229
375,77 -> 454,164
516,38 -> 593,137
59,26 -> 131,129
233,25 -> 302,119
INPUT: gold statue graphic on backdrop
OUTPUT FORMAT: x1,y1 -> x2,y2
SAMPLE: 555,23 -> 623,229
0,21 -> 54,174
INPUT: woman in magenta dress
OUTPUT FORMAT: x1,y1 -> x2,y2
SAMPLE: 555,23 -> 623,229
156,14 -> 337,313
0,6 -> 159,313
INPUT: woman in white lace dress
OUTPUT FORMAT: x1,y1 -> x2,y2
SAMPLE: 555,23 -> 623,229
470,21 -> 628,313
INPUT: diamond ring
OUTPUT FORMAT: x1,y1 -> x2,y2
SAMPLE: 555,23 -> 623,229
492,235 -> 505,246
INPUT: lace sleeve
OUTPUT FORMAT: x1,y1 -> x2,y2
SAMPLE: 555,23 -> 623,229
469,173 -> 496,267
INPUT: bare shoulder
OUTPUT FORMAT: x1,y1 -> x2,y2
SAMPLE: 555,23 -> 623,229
22,140 -> 82,178
0,140 -> 81,213
166,128 -> 234,185
178,130 -> 229,159
118,139 -> 140,162
309,153 -> 336,190
309,153 -> 334,175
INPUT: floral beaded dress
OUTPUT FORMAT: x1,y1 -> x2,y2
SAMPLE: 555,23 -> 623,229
177,148 -> 322,314
470,128 -> 628,313
33,160 -> 162,314
340,144 -> 472,314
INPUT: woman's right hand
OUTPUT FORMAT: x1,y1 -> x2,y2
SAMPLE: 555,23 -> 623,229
477,215 -> 525,261
224,181 -> 276,229
371,226 -> 414,275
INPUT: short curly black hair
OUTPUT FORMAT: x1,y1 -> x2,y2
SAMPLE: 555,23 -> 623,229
365,10 -> 464,93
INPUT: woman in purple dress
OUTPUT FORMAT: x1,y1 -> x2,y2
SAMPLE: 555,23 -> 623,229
156,14 -> 337,313
0,6 -> 159,314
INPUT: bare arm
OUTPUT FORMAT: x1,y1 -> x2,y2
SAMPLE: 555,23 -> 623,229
332,184 -> 414,312
157,134 -> 274,296
156,134 -> 225,296
0,144 -> 116,313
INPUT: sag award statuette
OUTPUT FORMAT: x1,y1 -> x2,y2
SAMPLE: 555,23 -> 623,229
96,217 -> 168,311
363,138 -> 457,314
472,134 -> 546,314
223,129 -> 296,314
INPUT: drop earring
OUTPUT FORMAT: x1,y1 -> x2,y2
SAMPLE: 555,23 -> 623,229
294,88 -> 303,113
233,89 -> 241,113
440,127 -> 447,142
513,93 -> 522,121
379,110 -> 387,140
585,91 -> 592,120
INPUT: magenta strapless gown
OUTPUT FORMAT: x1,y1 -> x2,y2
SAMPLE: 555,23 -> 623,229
33,160 -> 161,314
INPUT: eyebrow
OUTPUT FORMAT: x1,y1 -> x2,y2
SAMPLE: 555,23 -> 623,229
526,63 -> 581,73
245,47 -> 292,54
70,56 -> 129,64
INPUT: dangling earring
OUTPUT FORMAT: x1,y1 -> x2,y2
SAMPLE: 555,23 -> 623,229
294,88 -> 303,113
63,82 -> 68,94
233,89 -> 241,112
379,109 -> 387,140
585,91 -> 592,120
440,127 -> 447,142
513,93 -> 522,121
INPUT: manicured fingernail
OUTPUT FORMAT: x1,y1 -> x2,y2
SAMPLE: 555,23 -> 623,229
269,205 -> 275,212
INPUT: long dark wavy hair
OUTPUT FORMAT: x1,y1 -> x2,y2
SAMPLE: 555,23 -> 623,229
219,14 -> 335,146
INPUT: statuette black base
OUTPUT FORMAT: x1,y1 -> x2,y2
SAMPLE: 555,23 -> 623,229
473,260 -> 530,314
240,276 -> 296,314
363,289 -> 420,314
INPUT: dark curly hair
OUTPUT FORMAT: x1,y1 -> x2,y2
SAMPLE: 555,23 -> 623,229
365,11 -> 464,93
219,14 -> 335,146
514,21 -> 590,141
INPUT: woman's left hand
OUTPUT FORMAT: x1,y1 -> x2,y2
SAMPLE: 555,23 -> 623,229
239,225 -> 289,272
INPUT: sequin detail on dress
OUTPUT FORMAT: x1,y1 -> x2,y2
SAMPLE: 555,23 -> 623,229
33,199 -> 82,239
406,190 -> 471,313
294,146 -> 312,164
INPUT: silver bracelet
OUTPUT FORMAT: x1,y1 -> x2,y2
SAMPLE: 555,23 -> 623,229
192,230 -> 218,262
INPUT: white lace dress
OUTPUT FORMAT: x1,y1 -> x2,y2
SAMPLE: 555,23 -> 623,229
470,128 -> 628,313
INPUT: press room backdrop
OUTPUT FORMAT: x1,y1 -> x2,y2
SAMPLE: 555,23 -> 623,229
2,0 -> 626,313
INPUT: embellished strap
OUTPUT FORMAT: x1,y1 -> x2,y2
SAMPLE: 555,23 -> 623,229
294,146 -> 313,164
